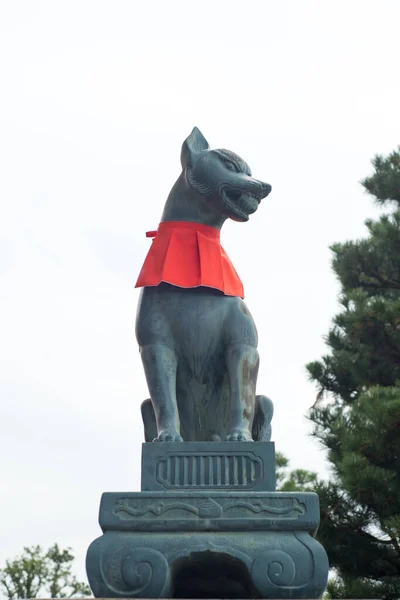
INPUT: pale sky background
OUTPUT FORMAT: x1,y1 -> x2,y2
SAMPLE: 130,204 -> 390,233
1,0 -> 400,588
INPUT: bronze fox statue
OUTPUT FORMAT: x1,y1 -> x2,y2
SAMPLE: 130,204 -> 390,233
136,127 -> 273,442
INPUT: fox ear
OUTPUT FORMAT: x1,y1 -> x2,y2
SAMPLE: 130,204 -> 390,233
181,127 -> 209,169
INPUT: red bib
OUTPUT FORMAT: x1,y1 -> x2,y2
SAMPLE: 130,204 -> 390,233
135,221 -> 244,298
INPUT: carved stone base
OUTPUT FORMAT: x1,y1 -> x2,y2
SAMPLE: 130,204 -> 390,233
86,490 -> 328,598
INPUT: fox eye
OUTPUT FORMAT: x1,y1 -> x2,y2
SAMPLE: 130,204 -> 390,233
225,160 -> 239,172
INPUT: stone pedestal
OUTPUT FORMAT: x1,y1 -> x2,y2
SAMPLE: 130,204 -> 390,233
86,443 -> 328,598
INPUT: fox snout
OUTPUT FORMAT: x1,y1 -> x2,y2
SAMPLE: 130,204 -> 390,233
211,157 -> 272,221
218,178 -> 270,221
236,177 -> 271,202
258,180 -> 272,199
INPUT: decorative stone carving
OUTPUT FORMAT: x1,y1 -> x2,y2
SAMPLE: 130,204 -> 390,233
101,491 -> 312,533
87,521 -> 328,598
141,441 -> 275,492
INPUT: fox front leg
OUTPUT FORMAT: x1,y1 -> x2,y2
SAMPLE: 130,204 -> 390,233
139,344 -> 183,442
225,343 -> 259,441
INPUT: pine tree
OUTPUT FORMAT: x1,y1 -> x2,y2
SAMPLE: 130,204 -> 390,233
307,146 -> 400,599
276,452 -> 318,492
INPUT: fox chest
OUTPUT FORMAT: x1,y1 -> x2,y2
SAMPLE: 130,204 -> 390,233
137,286 -> 230,381
176,302 -> 222,359
167,297 -> 225,376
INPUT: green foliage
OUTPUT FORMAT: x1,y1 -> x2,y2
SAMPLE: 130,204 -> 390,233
307,147 -> 400,598
325,574 -> 400,600
361,146 -> 400,205
332,212 -> 400,296
275,451 -> 318,492
0,545 -> 91,599
279,468 -> 318,492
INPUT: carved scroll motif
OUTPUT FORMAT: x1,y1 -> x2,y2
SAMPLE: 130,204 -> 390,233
101,545 -> 169,598
114,497 -> 305,520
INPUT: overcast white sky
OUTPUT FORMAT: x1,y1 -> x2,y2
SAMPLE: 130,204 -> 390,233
1,0 -> 400,587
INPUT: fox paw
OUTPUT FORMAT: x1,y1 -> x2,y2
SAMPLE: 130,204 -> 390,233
153,429 -> 183,442
225,429 -> 253,442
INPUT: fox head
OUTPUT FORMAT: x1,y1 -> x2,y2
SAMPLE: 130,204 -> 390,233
180,127 -> 271,222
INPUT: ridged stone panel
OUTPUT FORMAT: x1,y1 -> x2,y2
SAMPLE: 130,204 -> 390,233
141,441 -> 275,492
156,452 -> 262,488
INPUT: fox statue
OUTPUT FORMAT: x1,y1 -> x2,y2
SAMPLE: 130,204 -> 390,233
135,127 -> 273,442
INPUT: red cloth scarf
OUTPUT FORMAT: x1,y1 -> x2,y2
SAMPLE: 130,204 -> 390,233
135,221 -> 244,298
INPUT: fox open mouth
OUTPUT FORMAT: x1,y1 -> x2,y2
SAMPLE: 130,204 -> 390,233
220,184 -> 260,220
